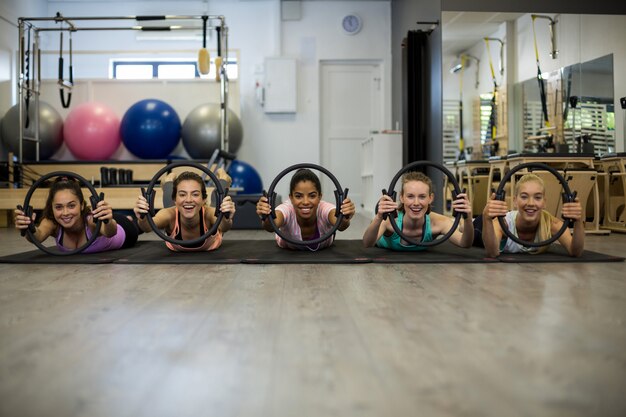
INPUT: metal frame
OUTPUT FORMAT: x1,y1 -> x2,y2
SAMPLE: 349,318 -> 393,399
16,13 -> 230,163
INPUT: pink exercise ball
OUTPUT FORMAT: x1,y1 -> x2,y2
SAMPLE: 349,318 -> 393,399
64,102 -> 121,160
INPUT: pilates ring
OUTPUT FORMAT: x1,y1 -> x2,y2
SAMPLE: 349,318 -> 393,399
385,161 -> 463,247
264,163 -> 349,247
19,171 -> 104,256
143,161 -> 227,246
495,162 -> 576,248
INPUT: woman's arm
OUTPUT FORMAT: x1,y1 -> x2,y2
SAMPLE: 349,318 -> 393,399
256,195 -> 285,232
443,191 -> 473,248
482,193 -> 507,257
134,193 -> 174,233
555,198 -> 585,257
328,197 -> 355,231
213,196 -> 236,233
91,199 -> 117,237
14,208 -> 56,243
362,195 -> 395,247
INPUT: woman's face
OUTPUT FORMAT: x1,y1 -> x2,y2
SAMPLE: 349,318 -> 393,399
514,180 -> 545,223
52,189 -> 82,229
289,180 -> 321,221
400,180 -> 433,220
175,179 -> 205,220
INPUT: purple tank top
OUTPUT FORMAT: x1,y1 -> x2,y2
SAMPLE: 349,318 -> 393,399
56,217 -> 126,253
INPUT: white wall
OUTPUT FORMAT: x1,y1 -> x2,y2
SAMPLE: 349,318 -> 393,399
1,0 -> 392,197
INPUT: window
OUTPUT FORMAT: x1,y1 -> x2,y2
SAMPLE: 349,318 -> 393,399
111,57 -> 238,80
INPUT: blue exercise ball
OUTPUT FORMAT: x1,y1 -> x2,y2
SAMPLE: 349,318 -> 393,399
228,160 -> 263,194
120,99 -> 181,159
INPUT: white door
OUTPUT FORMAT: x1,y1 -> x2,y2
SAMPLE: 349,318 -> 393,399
320,61 -> 383,209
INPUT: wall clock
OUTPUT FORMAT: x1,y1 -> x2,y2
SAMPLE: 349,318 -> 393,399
342,14 -> 362,35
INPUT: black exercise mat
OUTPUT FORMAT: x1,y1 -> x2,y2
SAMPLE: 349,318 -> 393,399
364,243 -> 498,263
241,239 -> 372,264
497,245 -> 625,263
1,239 -> 622,264
0,246 -> 119,264
113,240 -> 242,264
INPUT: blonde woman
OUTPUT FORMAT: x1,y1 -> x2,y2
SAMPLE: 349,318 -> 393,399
481,173 -> 584,257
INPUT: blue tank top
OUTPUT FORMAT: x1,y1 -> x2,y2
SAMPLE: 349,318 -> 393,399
376,211 -> 433,251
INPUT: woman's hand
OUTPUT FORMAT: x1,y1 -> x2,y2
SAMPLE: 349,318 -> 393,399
483,193 -> 508,219
376,194 -> 397,219
14,207 -> 35,230
561,197 -> 582,222
451,192 -> 472,217
220,196 -> 236,216
134,194 -> 149,219
92,199 -> 113,221
256,195 -> 271,218
340,197 -> 355,220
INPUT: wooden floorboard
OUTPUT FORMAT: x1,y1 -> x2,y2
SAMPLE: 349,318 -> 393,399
1,215 -> 626,417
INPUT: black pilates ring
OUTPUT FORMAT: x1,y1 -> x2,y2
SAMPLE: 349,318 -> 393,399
19,171 -> 105,256
143,161 -> 227,246
495,162 -> 575,248
385,161 -> 463,247
264,163 -> 349,247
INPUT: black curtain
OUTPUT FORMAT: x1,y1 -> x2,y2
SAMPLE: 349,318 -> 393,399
401,30 -> 430,166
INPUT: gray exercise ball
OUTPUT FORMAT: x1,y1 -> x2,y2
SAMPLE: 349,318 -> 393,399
1,101 -> 64,160
181,103 -> 243,158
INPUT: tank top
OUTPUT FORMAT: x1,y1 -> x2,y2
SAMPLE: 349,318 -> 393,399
165,207 -> 222,252
499,210 -> 542,254
56,216 -> 126,253
376,211 -> 433,251
275,200 -> 335,251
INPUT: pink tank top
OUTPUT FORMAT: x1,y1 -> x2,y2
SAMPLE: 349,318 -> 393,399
274,200 -> 335,250
165,207 -> 222,252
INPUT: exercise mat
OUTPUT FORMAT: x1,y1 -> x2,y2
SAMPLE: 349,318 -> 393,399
0,239 -> 622,264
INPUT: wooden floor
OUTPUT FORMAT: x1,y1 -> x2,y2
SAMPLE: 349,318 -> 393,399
1,215 -> 625,417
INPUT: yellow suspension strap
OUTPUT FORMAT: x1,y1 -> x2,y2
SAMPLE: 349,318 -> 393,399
531,15 -> 550,130
484,38 -> 498,141
458,55 -> 466,160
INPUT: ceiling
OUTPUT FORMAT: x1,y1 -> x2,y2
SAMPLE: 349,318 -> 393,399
442,11 -> 524,57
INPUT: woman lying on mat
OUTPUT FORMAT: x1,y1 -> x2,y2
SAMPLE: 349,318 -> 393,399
14,176 -> 139,253
481,173 -> 584,257
362,171 -> 473,250
133,170 -> 235,252
255,168 -> 355,250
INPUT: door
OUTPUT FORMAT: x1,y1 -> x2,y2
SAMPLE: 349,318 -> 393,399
320,61 -> 383,210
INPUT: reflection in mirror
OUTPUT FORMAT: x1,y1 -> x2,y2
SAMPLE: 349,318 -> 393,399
519,54 -> 614,154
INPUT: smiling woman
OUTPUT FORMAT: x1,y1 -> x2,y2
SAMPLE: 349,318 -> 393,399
134,163 -> 236,251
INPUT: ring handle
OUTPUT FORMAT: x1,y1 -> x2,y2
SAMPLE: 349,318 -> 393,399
494,162 -> 574,248
265,163 -> 347,247
144,161 -> 226,246
19,171 -> 103,255
385,161 -> 463,247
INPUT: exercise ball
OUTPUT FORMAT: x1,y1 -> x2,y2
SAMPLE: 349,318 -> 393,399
228,159 -> 263,194
1,101 -> 63,160
120,99 -> 181,159
64,102 -> 121,160
181,103 -> 243,159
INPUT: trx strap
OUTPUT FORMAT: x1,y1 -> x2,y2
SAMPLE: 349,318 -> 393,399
484,38 -> 499,143
532,16 -> 550,130
24,26 -> 32,128
58,27 -> 73,108
457,55 -> 465,161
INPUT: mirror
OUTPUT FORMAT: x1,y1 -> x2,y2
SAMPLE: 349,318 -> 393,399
442,12 -> 622,160
518,54 -> 614,154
